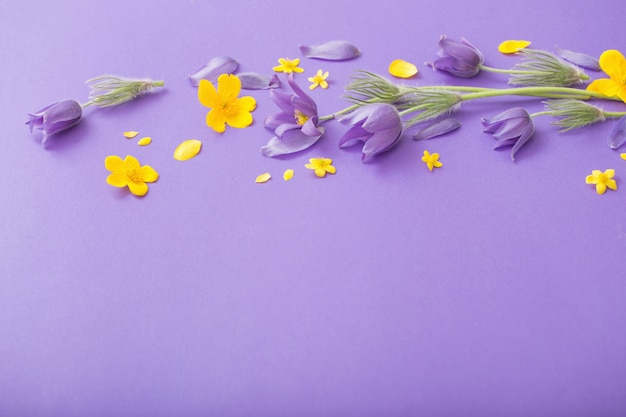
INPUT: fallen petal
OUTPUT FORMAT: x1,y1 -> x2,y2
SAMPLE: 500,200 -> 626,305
608,115 -> 626,150
123,131 -> 139,138
188,57 -> 239,87
283,169 -> 294,181
554,46 -> 601,71
299,40 -> 360,61
498,40 -> 531,54
174,139 -> 202,160
388,59 -> 418,78
255,173 -> 272,183
261,126 -> 324,157
413,118 -> 461,140
137,137 -> 152,146
238,72 -> 281,90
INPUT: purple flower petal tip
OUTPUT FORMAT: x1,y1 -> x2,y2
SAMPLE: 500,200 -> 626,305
188,56 -> 239,86
554,46 -> 601,71
413,118 -> 461,140
238,72 -> 281,90
608,115 -> 626,150
299,40 -> 361,61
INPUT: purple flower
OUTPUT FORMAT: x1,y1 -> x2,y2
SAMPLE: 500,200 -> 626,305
26,99 -> 83,145
336,103 -> 403,162
427,36 -> 484,77
481,107 -> 534,161
261,75 -> 325,157
299,40 -> 361,61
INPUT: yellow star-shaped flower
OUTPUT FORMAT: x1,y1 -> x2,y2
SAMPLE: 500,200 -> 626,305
308,69 -> 329,90
305,158 -> 336,178
421,150 -> 443,171
585,169 -> 617,195
272,58 -> 304,74
198,74 -> 256,133
105,155 -> 159,196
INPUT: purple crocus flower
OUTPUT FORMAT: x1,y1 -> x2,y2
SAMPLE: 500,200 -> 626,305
26,99 -> 83,145
427,36 -> 484,77
336,103 -> 403,162
261,75 -> 325,157
481,107 -> 534,161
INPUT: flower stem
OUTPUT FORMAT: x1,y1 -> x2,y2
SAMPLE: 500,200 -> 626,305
479,64 -> 545,76
459,86 -> 620,102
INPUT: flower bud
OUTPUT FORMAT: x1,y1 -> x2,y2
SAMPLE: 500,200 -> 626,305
26,99 -> 82,146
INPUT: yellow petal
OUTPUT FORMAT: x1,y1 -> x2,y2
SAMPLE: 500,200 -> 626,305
137,137 -> 152,146
198,79 -> 219,108
217,73 -> 241,100
598,50 -> 626,79
388,59 -> 418,78
123,131 -> 139,138
607,179 -> 618,191
104,155 -> 124,173
498,40 -> 531,54
325,165 -> 337,174
123,155 -> 141,170
596,182 -> 607,195
236,96 -> 257,112
283,169 -> 294,181
226,108 -> 254,129
255,173 -> 271,183
127,180 -> 149,197
587,78 -> 623,97
174,139 -> 202,161
585,175 -> 596,184
206,109 -> 226,133
138,165 -> 159,183
620,153 -> 626,160
106,172 -> 128,187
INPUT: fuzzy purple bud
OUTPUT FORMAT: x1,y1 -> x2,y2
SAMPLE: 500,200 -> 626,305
337,103 -> 403,162
26,99 -> 83,146
427,36 -> 484,77
481,108 -> 534,161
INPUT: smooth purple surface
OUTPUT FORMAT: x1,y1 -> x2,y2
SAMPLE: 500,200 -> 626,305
1,1 -> 625,416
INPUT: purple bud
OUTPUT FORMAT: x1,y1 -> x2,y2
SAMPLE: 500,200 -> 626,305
554,46 -> 601,71
413,118 -> 461,140
481,107 -> 534,161
608,115 -> 626,150
238,72 -> 281,90
188,56 -> 239,86
299,40 -> 361,61
26,99 -> 83,146
427,36 -> 484,77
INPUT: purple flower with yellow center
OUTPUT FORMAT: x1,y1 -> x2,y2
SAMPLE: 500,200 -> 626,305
261,75 -> 325,157
427,36 -> 484,78
336,103 -> 403,162
481,107 -> 534,161
26,99 -> 83,146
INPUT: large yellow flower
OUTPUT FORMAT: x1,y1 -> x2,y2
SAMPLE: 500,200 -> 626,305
105,155 -> 159,196
586,50 -> 626,102
198,74 -> 256,133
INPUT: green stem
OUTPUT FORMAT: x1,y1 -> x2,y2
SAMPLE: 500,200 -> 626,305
459,86 -> 620,102
603,111 -> 626,118
479,64 -> 546,76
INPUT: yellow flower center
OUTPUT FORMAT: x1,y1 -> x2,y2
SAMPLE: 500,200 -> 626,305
125,166 -> 143,182
222,100 -> 239,117
597,172 -> 608,183
294,110 -> 309,125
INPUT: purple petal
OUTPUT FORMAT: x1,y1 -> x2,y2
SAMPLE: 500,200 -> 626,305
439,36 -> 483,66
338,124 -> 369,148
481,108 -> 530,127
299,40 -> 361,61
608,115 -> 626,150
269,90 -> 296,116
300,116 -> 324,137
427,56 -> 480,78
413,118 -> 461,140
554,46 -> 601,71
260,127 -> 325,157
264,112 -> 295,130
238,72 -> 281,90
337,104 -> 399,131
361,127 -> 403,161
188,56 -> 239,86
509,122 -> 535,161
286,75 -> 317,116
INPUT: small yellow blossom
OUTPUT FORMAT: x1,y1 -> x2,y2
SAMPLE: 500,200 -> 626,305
198,74 -> 256,133
283,169 -> 294,181
272,58 -> 304,74
105,155 -> 159,197
308,69 -> 329,90
305,158 -> 336,178
388,59 -> 418,78
123,131 -> 139,138
421,150 -> 443,171
587,50 -> 626,103
255,173 -> 272,183
498,40 -> 531,54
585,169 -> 617,195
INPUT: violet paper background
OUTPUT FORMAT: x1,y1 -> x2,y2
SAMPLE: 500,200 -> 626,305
1,0 -> 625,415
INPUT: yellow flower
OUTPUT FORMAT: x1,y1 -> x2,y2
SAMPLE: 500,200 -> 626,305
421,150 -> 443,171
198,74 -> 257,133
105,155 -> 159,196
585,169 -> 617,195
498,40 -> 531,54
586,50 -> 626,102
308,69 -> 329,90
305,157 -> 336,177
273,58 -> 304,74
